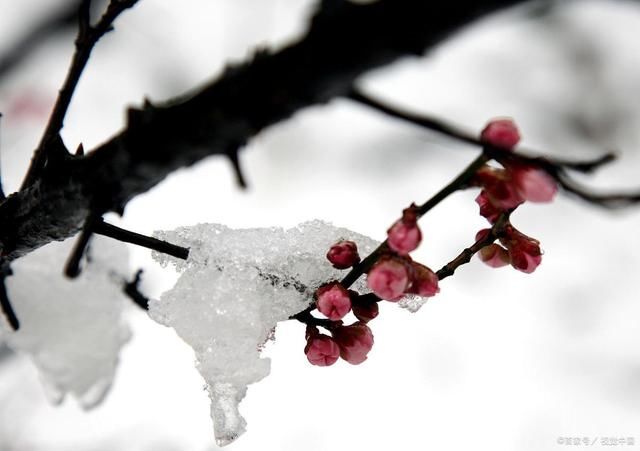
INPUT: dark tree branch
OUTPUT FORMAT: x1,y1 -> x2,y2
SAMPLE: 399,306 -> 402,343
94,220 -> 189,260
0,0 -> 104,81
21,0 -> 140,189
64,212 -> 101,278
349,88 -> 640,208
0,267 -> 19,330
436,213 -> 509,280
124,269 -> 149,310
1,0 -> 533,263
340,152 -> 489,288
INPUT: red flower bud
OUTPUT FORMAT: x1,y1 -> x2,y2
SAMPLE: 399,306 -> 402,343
408,262 -> 439,297
351,294 -> 379,323
305,334 -> 340,367
366,256 -> 410,301
475,191 -> 502,223
326,240 -> 360,269
478,244 -> 511,268
501,226 -> 542,273
480,118 -> 520,150
332,322 -> 374,365
387,204 -> 422,255
475,166 -> 523,210
316,282 -> 352,320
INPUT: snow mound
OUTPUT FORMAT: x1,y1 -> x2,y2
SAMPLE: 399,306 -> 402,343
150,220 -> 378,446
2,235 -> 131,408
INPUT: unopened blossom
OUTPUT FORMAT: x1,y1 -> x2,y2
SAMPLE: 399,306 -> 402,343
326,240 -> 360,269
408,262 -> 439,297
478,244 -> 511,268
316,282 -> 352,320
475,191 -> 502,223
387,204 -> 422,255
332,322 -> 374,365
351,295 -> 379,323
501,226 -> 542,273
480,118 -> 521,150
509,164 -> 558,203
305,334 -> 340,367
366,257 -> 410,301
474,166 -> 523,210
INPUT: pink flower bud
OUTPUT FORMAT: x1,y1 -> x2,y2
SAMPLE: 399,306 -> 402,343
326,240 -> 360,269
480,118 -> 520,150
501,227 -> 542,273
351,294 -> 379,323
478,244 -> 511,268
316,282 -> 352,320
387,204 -> 422,255
408,262 -> 439,297
509,165 -> 558,203
366,257 -> 410,301
475,191 -> 502,223
305,334 -> 340,367
475,167 -> 523,210
332,322 -> 374,365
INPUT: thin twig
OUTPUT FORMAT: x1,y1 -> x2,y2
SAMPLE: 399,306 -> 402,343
123,269 -> 149,310
94,220 -> 189,260
65,212 -> 100,278
436,213 -> 509,280
21,0 -> 139,189
0,266 -> 19,330
348,87 -> 640,209
0,0 -> 96,80
348,88 -> 616,174
340,153 -> 489,288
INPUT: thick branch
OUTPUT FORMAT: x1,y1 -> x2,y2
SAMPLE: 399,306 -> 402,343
0,0 -> 530,262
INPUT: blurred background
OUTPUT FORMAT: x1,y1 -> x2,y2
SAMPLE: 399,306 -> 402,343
1,0 -> 640,450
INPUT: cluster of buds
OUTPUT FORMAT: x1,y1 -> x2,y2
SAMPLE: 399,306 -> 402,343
305,206 -> 439,366
474,119 -> 557,273
305,241 -> 378,366
367,204 -> 439,301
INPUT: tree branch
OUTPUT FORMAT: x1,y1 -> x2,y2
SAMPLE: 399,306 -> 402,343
21,0 -> 140,189
0,0 -> 532,263
0,266 -> 19,330
95,220 -> 189,259
349,88 -> 640,208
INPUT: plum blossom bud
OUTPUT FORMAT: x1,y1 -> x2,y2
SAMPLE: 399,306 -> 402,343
316,282 -> 352,320
474,166 -> 523,210
332,322 -> 374,365
478,244 -> 511,268
501,227 -> 542,273
475,191 -> 502,223
326,240 -> 360,269
475,229 -> 510,268
408,262 -> 439,297
509,165 -> 558,203
305,334 -> 340,367
387,204 -> 422,255
351,294 -> 379,323
480,118 -> 520,150
366,257 -> 410,301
